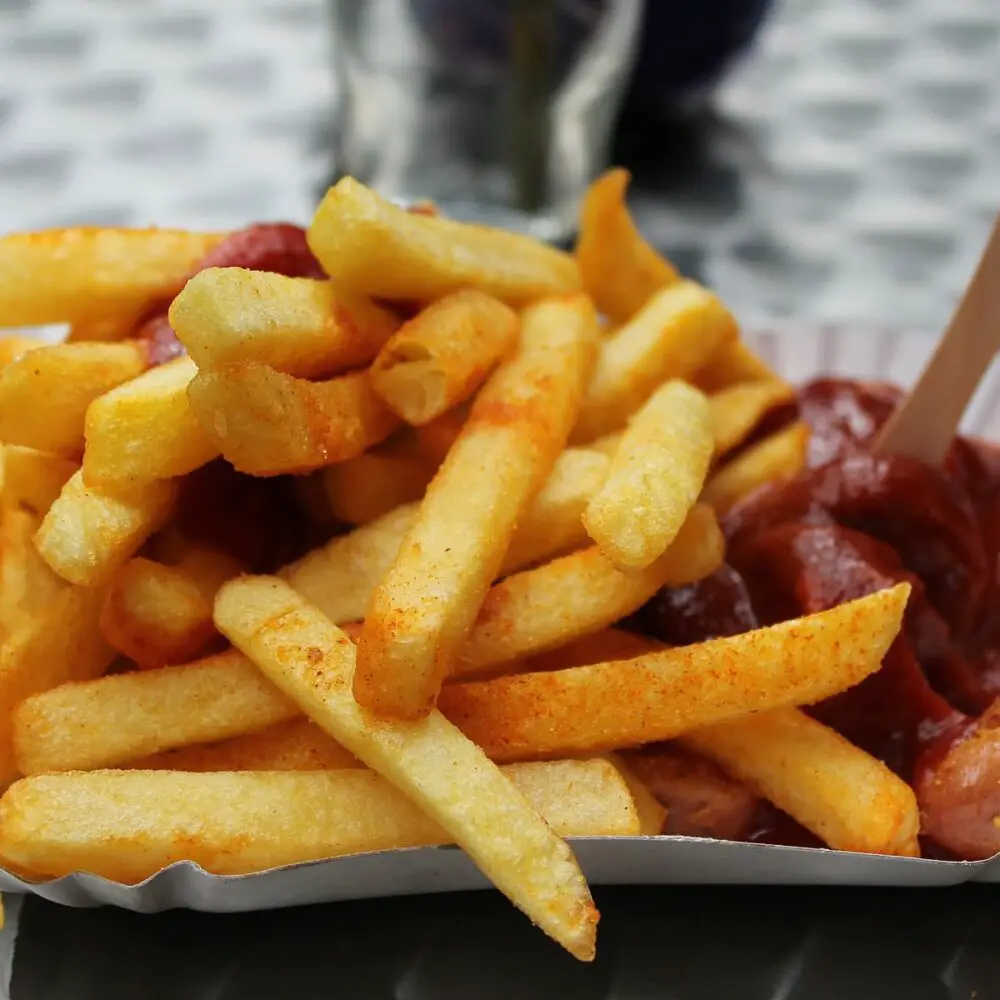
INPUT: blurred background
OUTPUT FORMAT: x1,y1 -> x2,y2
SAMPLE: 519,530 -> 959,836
0,0 -> 998,329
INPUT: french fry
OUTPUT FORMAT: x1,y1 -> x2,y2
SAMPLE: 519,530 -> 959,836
684,708 -> 920,856
215,576 -> 599,961
597,752 -> 667,836
407,406 -> 470,463
575,168 -> 678,324
131,719 -> 360,772
369,289 -> 519,425
355,294 -> 600,719
12,649 -> 296,776
708,380 -> 796,458
525,628 -> 660,673
454,505 -> 723,678
0,509 -> 67,638
307,177 -> 581,306
82,356 -> 218,486
0,584 -> 114,786
571,281 -> 738,443
35,471 -> 178,587
586,432 -> 622,459
0,227 -> 222,326
100,557 -> 218,669
187,364 -> 400,476
65,317 -> 134,343
0,336 -> 46,368
583,381 -> 713,570
1,446 -> 79,516
439,585 -> 910,762
0,759 -> 637,882
702,421 -> 809,514
0,342 -> 147,456
168,267 -> 400,378
694,340 -> 781,392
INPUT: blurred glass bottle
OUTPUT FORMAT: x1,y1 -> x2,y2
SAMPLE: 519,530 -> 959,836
328,0 -> 643,242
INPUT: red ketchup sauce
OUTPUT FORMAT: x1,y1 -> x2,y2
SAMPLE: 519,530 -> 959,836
637,377 -> 1000,859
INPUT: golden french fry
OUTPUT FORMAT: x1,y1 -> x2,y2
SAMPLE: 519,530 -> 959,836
1,446 -> 79,516
708,380 -> 796,458
355,294 -> 600,719
694,340 -> 781,392
66,317 -> 134,342
583,381 -> 713,570
35,471 -> 178,586
575,168 -> 678,324
0,336 -> 46,368
187,363 -> 400,476
12,649 -> 295,776
0,509 -> 67,638
454,505 -> 722,677
0,227 -> 222,326
369,289 -> 519,425
169,267 -> 399,378
307,177 -> 581,306
598,752 -> 667,836
130,719 -> 360,772
439,585 -> 910,762
100,557 -> 218,669
0,342 -> 147,457
82,356 -> 218,486
585,432 -> 622,459
572,281 -> 738,443
525,628 -> 660,673
407,406 -> 470,463
702,421 -> 809,513
215,576 -> 599,961
0,759 -> 636,882
684,708 -> 920,856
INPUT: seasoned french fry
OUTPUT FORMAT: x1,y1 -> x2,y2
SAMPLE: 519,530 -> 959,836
439,585 -> 910,762
708,380 -> 796,458
355,294 -> 600,719
169,267 -> 399,378
583,381 -> 713,570
35,471 -> 178,587
12,649 -> 296,776
82,356 -> 218,486
454,505 -> 722,677
215,576 -> 599,961
0,336 -> 46,368
0,227 -> 222,326
572,281 -> 738,443
0,759 -> 636,882
307,177 -> 581,306
575,168 -> 678,324
369,289 -> 519,425
684,708 -> 920,856
130,719 -> 360,772
0,584 -> 114,785
187,364 -> 400,476
100,557 -> 218,669
702,421 -> 809,513
694,340 -> 781,392
0,342 -> 147,457
1,446 -> 79,516
0,509 -> 67,638
525,628 -> 660,673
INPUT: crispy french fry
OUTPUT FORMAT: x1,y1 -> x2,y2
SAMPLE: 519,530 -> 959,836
0,336 -> 46,368
0,509 -> 67,638
454,505 -> 722,677
702,421 -> 809,514
169,267 -> 400,378
0,759 -> 636,882
684,708 -> 920,856
0,227 -> 222,326
12,649 -> 295,776
708,380 -> 796,458
1,446 -> 79,516
82,356 -> 218,486
100,557 -> 218,669
525,628 -> 660,673
0,584 -> 114,785
439,585 -> 910,762
694,340 -> 781,392
583,381 -> 713,570
572,281 -> 738,443
369,289 -> 519,425
355,294 -> 599,719
35,471 -> 178,587
307,177 -> 581,306
187,363 -> 400,476
575,168 -> 678,324
0,342 -> 147,456
215,576 -> 599,961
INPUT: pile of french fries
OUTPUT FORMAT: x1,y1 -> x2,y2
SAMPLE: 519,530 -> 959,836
0,170 -> 918,960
